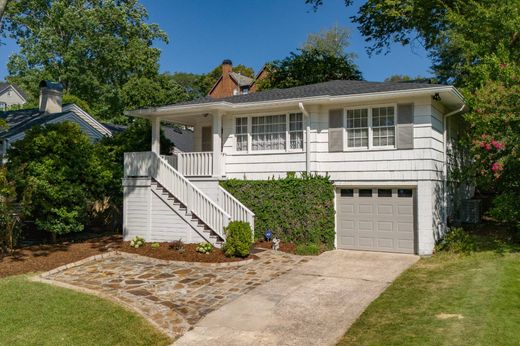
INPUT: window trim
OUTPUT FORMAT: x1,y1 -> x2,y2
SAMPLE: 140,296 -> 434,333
233,110 -> 305,154
343,103 -> 397,151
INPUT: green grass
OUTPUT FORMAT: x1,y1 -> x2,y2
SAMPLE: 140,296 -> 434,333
0,276 -> 171,346
340,226 -> 520,346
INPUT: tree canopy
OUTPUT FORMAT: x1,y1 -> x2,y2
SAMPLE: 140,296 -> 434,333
1,0 -> 176,121
259,25 -> 362,90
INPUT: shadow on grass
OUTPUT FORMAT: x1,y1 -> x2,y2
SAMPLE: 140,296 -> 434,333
465,221 -> 520,254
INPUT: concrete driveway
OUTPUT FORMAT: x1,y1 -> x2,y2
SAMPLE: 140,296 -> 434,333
175,250 -> 418,346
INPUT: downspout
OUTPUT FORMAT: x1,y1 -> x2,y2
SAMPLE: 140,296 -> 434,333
298,102 -> 311,174
443,103 -> 466,230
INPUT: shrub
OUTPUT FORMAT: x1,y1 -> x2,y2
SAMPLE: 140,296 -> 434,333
129,236 -> 145,248
7,122 -> 115,240
196,242 -> 213,254
295,243 -> 321,256
150,242 -> 160,249
168,238 -> 184,251
223,221 -> 253,258
0,167 -> 25,255
220,173 -> 335,248
435,227 -> 477,254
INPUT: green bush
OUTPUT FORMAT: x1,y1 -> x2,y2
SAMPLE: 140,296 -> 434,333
220,173 -> 335,248
435,227 -> 477,254
129,236 -> 145,248
295,243 -> 321,256
196,242 -> 213,254
223,221 -> 253,258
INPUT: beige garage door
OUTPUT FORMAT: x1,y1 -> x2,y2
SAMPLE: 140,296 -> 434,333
337,188 -> 415,254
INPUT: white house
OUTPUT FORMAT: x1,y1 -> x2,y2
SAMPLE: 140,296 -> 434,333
1,81 -> 113,157
123,79 -> 467,255
0,82 -> 27,110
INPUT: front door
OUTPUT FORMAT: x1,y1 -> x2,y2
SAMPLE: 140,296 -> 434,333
201,126 -> 212,151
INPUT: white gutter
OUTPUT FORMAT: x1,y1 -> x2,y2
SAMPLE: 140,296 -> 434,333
126,86 -> 461,118
298,102 -> 311,174
443,103 -> 466,230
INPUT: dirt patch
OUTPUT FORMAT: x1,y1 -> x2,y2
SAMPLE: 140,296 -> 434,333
436,313 -> 464,320
118,242 -> 258,263
0,235 -> 119,278
255,240 -> 297,254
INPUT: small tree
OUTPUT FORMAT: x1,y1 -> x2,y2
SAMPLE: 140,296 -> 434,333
0,166 -> 24,255
7,122 -> 114,241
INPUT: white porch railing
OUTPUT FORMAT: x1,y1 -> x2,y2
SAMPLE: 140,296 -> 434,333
125,152 -> 230,239
161,152 -> 225,177
219,186 -> 255,235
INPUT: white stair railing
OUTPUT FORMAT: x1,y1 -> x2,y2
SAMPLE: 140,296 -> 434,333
219,186 -> 255,238
125,152 -> 230,239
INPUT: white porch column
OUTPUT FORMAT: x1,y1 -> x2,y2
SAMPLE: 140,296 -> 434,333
212,112 -> 223,177
151,116 -> 161,154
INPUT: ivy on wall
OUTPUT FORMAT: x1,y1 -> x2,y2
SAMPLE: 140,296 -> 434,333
220,173 -> 335,248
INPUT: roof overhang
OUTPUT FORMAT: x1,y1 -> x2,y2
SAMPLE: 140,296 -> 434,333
126,86 -> 465,121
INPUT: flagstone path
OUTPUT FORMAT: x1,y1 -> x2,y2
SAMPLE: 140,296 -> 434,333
36,250 -> 308,339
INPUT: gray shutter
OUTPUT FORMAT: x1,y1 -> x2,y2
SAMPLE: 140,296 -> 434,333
397,103 -> 414,149
328,109 -> 344,152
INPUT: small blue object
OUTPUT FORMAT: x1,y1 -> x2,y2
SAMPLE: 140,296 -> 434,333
265,230 -> 273,241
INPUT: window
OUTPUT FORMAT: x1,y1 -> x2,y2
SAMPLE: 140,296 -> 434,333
340,189 -> 353,197
0,102 -> 6,111
346,108 -> 368,148
235,117 -> 248,151
378,189 -> 392,197
252,114 -> 286,151
359,189 -> 373,197
398,189 -> 413,198
372,106 -> 395,146
289,113 -> 303,149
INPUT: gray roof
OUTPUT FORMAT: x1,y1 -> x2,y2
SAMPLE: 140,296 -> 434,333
176,79 -> 446,107
229,72 -> 254,87
0,109 -> 72,138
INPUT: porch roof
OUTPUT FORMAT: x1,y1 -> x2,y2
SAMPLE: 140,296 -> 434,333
126,79 -> 465,120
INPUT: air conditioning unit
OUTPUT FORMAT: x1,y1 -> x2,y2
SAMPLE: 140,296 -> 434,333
460,199 -> 481,224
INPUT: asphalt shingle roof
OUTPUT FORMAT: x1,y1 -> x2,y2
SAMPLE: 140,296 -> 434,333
174,79 -> 445,107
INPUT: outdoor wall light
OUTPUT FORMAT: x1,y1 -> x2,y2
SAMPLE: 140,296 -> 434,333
432,93 -> 442,101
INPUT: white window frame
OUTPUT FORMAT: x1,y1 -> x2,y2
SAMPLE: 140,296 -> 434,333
232,110 -> 305,154
343,103 -> 397,151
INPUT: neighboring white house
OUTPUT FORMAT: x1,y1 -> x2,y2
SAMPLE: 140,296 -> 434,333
123,79 -> 467,255
0,80 -> 113,157
0,82 -> 27,110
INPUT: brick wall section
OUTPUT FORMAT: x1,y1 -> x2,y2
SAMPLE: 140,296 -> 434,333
209,61 -> 238,98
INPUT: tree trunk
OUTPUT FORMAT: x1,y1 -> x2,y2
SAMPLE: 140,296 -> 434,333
0,0 -> 9,21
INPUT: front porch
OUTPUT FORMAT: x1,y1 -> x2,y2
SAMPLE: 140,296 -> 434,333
151,111 -> 226,178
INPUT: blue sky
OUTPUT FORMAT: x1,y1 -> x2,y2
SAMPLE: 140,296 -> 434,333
0,0 -> 432,81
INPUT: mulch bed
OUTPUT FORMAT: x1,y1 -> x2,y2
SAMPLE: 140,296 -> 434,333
254,240 -> 297,254
0,235 -> 262,278
118,242 -> 258,263
0,235 -> 120,278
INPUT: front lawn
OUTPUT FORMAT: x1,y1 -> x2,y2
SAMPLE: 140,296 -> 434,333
340,224 -> 520,345
0,276 -> 171,346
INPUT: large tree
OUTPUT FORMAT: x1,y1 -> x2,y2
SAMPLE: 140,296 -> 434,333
2,0 -> 168,120
259,25 -> 362,90
308,0 -> 520,231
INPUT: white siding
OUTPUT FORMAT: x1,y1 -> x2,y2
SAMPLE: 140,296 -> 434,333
123,178 -> 205,243
0,86 -> 26,108
217,96 -> 450,254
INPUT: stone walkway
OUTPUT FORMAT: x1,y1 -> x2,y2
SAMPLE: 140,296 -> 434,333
37,250 -> 308,339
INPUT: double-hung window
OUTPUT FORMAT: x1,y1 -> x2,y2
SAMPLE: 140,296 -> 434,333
235,117 -> 248,151
346,108 -> 369,148
289,113 -> 303,149
235,112 -> 304,152
372,106 -> 395,146
252,114 -> 286,151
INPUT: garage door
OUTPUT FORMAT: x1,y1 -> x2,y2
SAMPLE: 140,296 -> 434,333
337,188 -> 415,254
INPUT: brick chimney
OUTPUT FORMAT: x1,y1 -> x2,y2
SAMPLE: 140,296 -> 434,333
39,80 -> 63,114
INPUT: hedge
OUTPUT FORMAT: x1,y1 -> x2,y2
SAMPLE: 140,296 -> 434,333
220,173 -> 335,248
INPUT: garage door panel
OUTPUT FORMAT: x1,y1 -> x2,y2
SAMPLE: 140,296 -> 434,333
377,204 -> 394,216
337,188 -> 415,254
